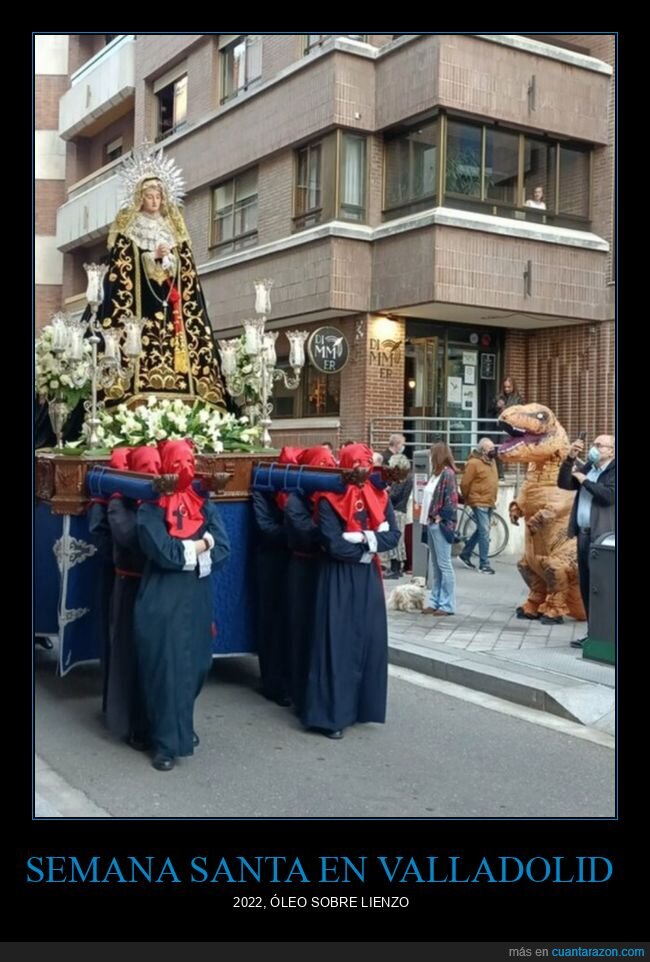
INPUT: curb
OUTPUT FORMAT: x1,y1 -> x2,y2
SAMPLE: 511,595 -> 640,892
388,638 -> 615,735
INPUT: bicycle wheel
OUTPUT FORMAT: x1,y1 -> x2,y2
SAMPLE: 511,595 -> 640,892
461,509 -> 509,559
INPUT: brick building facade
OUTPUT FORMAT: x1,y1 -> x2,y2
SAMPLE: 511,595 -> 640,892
38,33 -> 616,448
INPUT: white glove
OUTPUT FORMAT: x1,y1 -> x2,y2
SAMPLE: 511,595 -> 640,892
363,530 -> 379,554
343,531 -> 365,544
377,521 -> 390,532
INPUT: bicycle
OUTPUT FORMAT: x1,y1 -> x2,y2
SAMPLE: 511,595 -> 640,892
455,504 -> 509,559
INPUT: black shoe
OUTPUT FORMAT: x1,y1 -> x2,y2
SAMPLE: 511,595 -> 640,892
309,726 -> 344,740
458,554 -> 476,569
192,732 -> 200,747
570,637 -> 587,649
479,565 -> 496,575
540,615 -> 564,625
259,688 -> 292,708
383,571 -> 400,580
126,734 -> 148,752
516,606 -> 540,620
152,754 -> 175,772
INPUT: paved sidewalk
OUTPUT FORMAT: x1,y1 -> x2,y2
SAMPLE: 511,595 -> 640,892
385,554 -> 615,736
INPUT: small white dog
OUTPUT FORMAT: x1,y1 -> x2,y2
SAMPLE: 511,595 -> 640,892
387,577 -> 427,612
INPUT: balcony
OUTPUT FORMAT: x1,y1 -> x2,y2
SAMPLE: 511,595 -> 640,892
56,168 -> 120,251
59,35 -> 136,140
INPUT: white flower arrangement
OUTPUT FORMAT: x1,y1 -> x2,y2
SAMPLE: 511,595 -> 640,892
35,324 -> 92,408
85,396 -> 264,453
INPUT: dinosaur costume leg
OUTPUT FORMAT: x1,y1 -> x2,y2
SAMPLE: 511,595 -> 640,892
516,560 -> 547,617
536,555 -> 573,619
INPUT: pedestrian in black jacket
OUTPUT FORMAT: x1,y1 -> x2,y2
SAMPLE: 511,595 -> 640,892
558,434 -> 615,648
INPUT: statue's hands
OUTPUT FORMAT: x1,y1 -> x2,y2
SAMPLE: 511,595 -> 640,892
155,242 -> 170,260
509,501 -> 523,526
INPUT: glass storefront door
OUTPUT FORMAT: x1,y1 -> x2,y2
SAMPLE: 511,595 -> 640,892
404,322 -> 502,463
446,343 -> 478,462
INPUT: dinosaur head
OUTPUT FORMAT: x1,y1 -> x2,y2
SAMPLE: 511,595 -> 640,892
498,403 -> 569,465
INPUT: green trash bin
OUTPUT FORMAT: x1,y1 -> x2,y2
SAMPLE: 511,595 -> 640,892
585,532 -> 615,665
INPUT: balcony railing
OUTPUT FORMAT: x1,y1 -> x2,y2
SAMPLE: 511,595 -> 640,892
59,35 -> 136,140
56,170 -> 121,251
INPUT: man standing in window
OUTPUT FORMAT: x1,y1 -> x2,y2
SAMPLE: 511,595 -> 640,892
524,185 -> 546,209
557,435 -> 615,648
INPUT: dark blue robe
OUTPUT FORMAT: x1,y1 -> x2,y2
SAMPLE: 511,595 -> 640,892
134,500 -> 230,759
284,492 -> 323,713
106,497 -> 148,742
301,500 -> 400,733
251,491 -> 291,703
87,500 -> 114,713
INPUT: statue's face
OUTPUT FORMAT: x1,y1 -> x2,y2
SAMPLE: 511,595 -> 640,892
140,186 -> 162,214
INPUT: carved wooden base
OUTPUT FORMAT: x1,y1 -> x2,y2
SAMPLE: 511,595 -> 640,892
35,452 -> 277,515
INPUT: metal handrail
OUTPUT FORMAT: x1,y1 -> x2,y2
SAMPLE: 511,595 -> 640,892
369,414 -> 522,483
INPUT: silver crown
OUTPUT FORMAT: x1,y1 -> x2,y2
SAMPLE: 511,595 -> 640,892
118,142 -> 186,209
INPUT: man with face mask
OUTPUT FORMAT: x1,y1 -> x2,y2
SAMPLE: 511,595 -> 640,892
458,438 -> 499,573
558,434 -> 616,648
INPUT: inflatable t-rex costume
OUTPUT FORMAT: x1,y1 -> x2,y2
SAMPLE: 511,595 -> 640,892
498,403 -> 586,625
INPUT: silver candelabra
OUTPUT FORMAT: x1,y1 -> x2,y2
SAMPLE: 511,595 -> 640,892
219,280 -> 309,448
49,263 -> 145,450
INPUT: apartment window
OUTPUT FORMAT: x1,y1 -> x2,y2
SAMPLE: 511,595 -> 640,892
445,120 -> 481,198
294,132 -> 365,230
221,36 -> 262,101
305,366 -> 341,415
156,75 -> 187,141
485,129 -> 519,206
385,119 -> 438,214
295,143 -> 323,228
523,137 -> 555,209
104,137 -> 123,165
273,355 -> 341,418
340,134 -> 367,221
211,168 -> 258,254
558,144 -> 590,218
383,114 -> 592,227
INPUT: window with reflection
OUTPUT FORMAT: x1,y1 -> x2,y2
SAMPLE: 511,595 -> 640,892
295,143 -> 323,227
382,114 -> 592,227
293,132 -> 367,231
272,355 -> 341,417
445,121 -> 481,198
385,120 -> 438,213
211,168 -> 258,253
340,134 -> 367,221
221,35 -> 262,102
